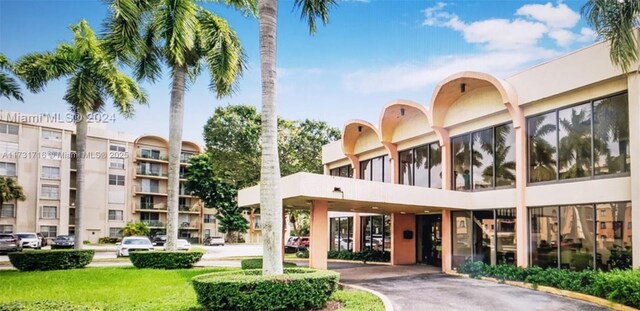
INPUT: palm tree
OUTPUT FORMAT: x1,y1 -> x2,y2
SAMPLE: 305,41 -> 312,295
558,107 -> 596,179
103,0 -> 250,251
528,115 -> 558,182
258,0 -> 337,275
0,53 -> 23,102
0,176 -> 26,209
14,20 -> 147,249
583,0 -> 640,72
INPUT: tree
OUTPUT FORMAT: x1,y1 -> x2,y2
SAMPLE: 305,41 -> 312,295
0,176 -> 26,209
183,154 -> 248,242
528,115 -> 558,182
14,20 -> 146,249
104,0 -> 251,251
203,105 -> 340,187
121,221 -> 150,237
0,53 -> 23,102
258,0 -> 337,275
583,0 -> 640,72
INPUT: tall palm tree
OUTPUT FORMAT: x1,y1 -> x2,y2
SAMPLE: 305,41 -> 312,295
528,115 -> 558,182
0,53 -> 23,102
583,0 -> 640,72
0,176 -> 26,209
558,107 -> 597,179
103,0 -> 250,250
14,20 -> 147,249
258,0 -> 336,275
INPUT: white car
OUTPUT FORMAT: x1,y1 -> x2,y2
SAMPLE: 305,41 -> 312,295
116,236 -> 154,257
204,236 -> 225,246
15,233 -> 41,249
164,239 -> 191,251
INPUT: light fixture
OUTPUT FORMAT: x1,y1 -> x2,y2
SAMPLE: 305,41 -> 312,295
350,208 -> 356,212
333,187 -> 343,193
400,212 -> 406,215
460,83 -> 466,93
372,206 -> 379,210
424,210 -> 430,213
400,107 -> 405,116
358,126 -> 362,132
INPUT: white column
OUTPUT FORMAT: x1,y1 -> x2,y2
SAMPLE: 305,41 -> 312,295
627,73 -> 640,268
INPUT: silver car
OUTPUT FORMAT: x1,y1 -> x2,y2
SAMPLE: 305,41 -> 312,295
15,233 -> 41,249
0,234 -> 22,253
116,236 -> 154,257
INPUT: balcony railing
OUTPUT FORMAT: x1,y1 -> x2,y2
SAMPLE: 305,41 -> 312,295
136,168 -> 167,177
137,152 -> 168,161
136,203 -> 167,211
180,153 -> 195,163
142,220 -> 164,227
179,205 -> 200,212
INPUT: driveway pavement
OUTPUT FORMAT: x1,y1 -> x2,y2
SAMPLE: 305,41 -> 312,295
337,265 -> 607,311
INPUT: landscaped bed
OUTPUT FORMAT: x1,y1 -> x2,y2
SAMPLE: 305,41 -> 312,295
0,267 -> 383,311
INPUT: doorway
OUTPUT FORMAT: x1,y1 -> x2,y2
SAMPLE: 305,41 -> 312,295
416,214 -> 442,266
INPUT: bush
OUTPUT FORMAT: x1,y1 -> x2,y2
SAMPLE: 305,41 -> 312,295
97,237 -> 120,244
8,250 -> 94,271
328,249 -> 390,263
296,249 -> 309,258
192,268 -> 339,311
241,258 -> 297,270
456,261 -> 640,308
0,301 -> 100,311
129,250 -> 204,269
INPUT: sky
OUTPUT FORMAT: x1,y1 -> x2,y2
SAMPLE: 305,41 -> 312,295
0,0 -> 599,145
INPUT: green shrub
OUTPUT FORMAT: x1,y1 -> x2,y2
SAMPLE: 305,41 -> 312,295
296,249 -> 309,258
97,237 -> 120,244
83,240 -> 90,245
608,248 -> 632,270
590,269 -> 640,308
192,268 -> 339,311
0,301 -> 101,311
327,249 -> 390,262
240,258 -> 297,270
8,250 -> 94,271
129,250 -> 204,269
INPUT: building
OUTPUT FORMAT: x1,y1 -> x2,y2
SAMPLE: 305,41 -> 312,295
239,38 -> 639,271
0,111 -> 222,243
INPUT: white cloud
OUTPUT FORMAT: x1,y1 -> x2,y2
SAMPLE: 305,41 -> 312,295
516,2 -> 580,29
549,29 -> 576,47
343,48 -> 559,93
460,19 -> 547,50
577,27 -> 597,42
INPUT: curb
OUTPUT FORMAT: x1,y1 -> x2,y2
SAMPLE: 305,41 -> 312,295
287,258 -> 391,265
340,282 -> 394,311
445,271 -> 638,311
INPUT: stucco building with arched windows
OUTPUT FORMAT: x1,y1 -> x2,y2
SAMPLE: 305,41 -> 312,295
239,38 -> 640,271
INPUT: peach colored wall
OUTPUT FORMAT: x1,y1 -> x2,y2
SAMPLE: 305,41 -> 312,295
391,212 -> 416,265
444,86 -> 504,128
353,212 -> 361,252
441,210 -> 452,271
309,200 -> 329,269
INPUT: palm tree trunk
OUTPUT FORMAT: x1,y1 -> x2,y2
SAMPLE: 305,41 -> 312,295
166,65 -> 187,251
74,111 -> 88,249
259,0 -> 283,276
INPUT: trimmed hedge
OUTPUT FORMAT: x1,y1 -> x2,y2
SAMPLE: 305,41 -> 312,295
295,249 -> 390,263
457,260 -> 640,308
241,258 -> 297,270
192,268 -> 340,311
129,250 -> 204,269
8,250 -> 94,271
0,301 -> 101,311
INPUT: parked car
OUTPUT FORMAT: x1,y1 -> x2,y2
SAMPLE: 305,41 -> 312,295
51,235 -> 75,249
36,233 -> 47,247
116,236 -> 154,257
0,234 -> 22,254
203,236 -> 224,246
152,235 -> 167,246
15,232 -> 41,249
285,236 -> 309,253
164,239 -> 191,251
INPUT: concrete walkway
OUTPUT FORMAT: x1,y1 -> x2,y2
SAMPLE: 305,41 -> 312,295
332,264 -> 607,311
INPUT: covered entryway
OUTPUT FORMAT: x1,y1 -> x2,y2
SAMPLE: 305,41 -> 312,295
416,214 -> 442,267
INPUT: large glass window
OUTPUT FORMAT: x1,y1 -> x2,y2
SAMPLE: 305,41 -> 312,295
329,165 -> 353,178
528,112 -> 558,183
472,129 -> 494,189
329,217 -> 353,251
0,162 -> 16,177
528,93 -> 630,184
495,124 -> 516,187
398,142 -> 441,188
596,202 -> 632,271
1,204 -> 15,218
0,123 -> 18,135
558,104 -> 592,179
452,135 -> 471,191
529,202 -> 632,270
452,211 -> 472,268
360,155 -> 391,183
593,94 -> 630,175
361,215 -> 390,252
496,208 -> 517,265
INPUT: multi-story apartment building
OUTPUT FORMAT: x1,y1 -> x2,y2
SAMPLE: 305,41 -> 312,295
0,111 -> 221,243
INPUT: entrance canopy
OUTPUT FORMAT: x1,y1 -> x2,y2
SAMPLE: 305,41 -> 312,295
238,172 -> 516,214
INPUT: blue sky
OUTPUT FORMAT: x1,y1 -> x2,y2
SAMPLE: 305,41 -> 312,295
0,0 -> 598,145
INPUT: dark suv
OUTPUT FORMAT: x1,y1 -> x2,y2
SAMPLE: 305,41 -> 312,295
153,235 -> 167,246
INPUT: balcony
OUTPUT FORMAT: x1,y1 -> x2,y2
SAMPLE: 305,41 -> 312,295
179,205 -> 200,214
180,153 -> 195,163
142,220 -> 164,227
136,168 -> 168,178
136,151 -> 168,163
179,221 -> 199,230
135,202 -> 167,212
133,185 -> 166,196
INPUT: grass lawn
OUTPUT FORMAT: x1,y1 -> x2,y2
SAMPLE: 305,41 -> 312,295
0,267 -> 383,311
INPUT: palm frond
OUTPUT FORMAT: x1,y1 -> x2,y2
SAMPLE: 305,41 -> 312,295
159,0 -> 198,66
63,70 -> 102,114
0,53 -> 11,71
198,0 -> 257,16
134,21 -> 163,81
14,48 -> 77,92
198,9 -> 246,98
102,0 -> 150,63
583,0 -> 640,72
0,73 -> 24,102
293,0 -> 337,35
